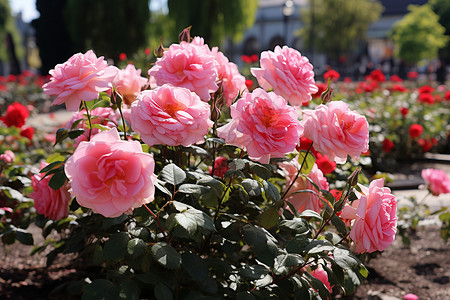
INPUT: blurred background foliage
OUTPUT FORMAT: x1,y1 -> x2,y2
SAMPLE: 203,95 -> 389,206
0,0 -> 24,73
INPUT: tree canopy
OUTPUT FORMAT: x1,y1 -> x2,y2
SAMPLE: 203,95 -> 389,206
430,0 -> 450,62
298,0 -> 382,61
0,0 -> 23,72
64,0 -> 150,61
167,0 -> 259,47
390,4 -> 449,64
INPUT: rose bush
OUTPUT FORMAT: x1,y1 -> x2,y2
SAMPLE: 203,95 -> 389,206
1,29 -> 403,299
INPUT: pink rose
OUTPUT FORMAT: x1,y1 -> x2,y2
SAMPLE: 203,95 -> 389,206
302,101 -> 369,164
310,265 -> 333,294
130,84 -> 213,147
251,46 -> 318,106
211,47 -> 246,106
43,50 -> 118,111
113,64 -> 148,105
66,107 -> 118,146
280,161 -> 329,213
0,150 -> 15,163
31,162 -> 71,220
421,168 -> 450,196
340,178 -> 397,253
403,294 -> 419,300
217,88 -> 304,164
64,128 -> 156,218
148,39 -> 218,100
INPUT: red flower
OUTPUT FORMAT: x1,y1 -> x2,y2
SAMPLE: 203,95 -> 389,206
391,84 -> 406,92
330,189 -> 343,199
296,136 -> 318,156
418,85 -> 434,94
145,48 -> 151,55
7,74 -> 16,82
0,102 -> 29,128
209,156 -> 229,178
382,138 -> 394,153
390,75 -> 402,82
407,71 -> 418,79
119,53 -> 127,61
312,83 -> 327,98
20,126 -> 34,141
418,93 -> 435,105
250,54 -> 259,63
344,77 -> 352,83
323,69 -> 340,81
400,107 -> 408,117
245,79 -> 254,90
241,55 -> 253,64
315,152 -> 336,174
417,138 -> 432,152
369,69 -> 386,82
445,91 -> 450,101
0,84 -> 6,91
408,124 -> 423,138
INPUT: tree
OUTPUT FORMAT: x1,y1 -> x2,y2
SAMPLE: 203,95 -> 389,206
0,0 -> 23,74
167,0 -> 259,47
32,0 -> 76,75
64,0 -> 150,61
430,0 -> 450,62
390,4 -> 449,64
298,0 -> 382,62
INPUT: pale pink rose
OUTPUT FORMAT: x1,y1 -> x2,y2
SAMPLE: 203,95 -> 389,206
31,162 -> 71,220
0,150 -> 15,163
302,101 -> 369,164
43,50 -> 118,111
421,168 -> 450,196
66,107 -> 118,146
148,39 -> 218,100
217,88 -> 303,164
251,46 -> 318,106
64,128 -> 156,218
280,161 -> 329,213
340,178 -> 397,253
211,47 -> 246,106
310,265 -> 333,294
113,64 -> 148,105
130,84 -> 213,147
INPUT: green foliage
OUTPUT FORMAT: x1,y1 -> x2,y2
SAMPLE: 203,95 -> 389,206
430,0 -> 450,61
0,0 -> 23,62
390,4 -> 449,63
64,0 -> 150,61
167,0 -> 259,47
298,0 -> 382,60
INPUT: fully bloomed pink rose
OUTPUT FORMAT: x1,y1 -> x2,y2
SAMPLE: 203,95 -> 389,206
251,46 -> 318,106
340,178 -> 397,253
421,168 -> 450,196
148,39 -> 218,100
43,50 -> 118,111
211,47 -> 246,106
31,162 -> 71,220
130,84 -> 213,147
113,64 -> 148,105
64,128 -> 156,218
66,107 -> 118,145
302,101 -> 369,164
280,161 -> 329,213
217,88 -> 304,163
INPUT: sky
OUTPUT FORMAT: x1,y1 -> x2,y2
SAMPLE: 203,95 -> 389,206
8,0 -> 168,23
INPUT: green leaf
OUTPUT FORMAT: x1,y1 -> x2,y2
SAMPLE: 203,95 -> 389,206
151,242 -> 182,270
160,163 -> 186,186
40,161 -> 65,174
439,212 -> 450,222
300,210 -> 323,220
118,280 -> 140,300
298,150 -> 316,175
333,247 -> 361,271
169,201 -> 215,236
0,186 -> 30,202
182,145 -> 210,157
127,238 -> 147,257
154,283 -> 173,300
331,215 -> 348,236
48,171 -> 67,191
260,207 -> 280,229
275,253 -> 305,269
154,179 -> 172,197
102,214 -> 128,230
241,179 -> 262,197
54,128 -> 69,145
46,153 -> 66,164
236,292 -> 256,300
197,177 -> 225,198
262,180 -> 281,202
279,218 -> 310,235
229,158 -> 247,171
15,229 -> 34,245
305,240 -> 334,254
68,129 -> 85,139
82,279 -> 118,300
242,225 -> 278,267
286,236 -> 310,255
239,264 -> 269,280
182,252 -> 208,282
178,184 -> 207,195
103,232 -> 130,261
249,162 -> 272,180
